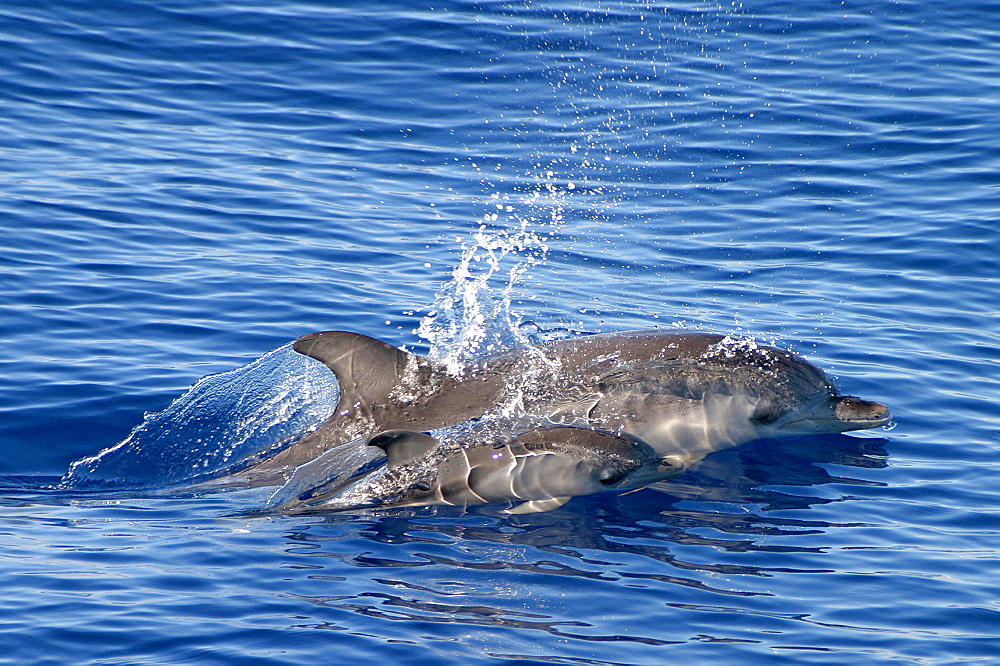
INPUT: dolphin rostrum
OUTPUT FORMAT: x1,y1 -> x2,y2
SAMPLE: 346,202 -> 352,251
277,424 -> 685,514
236,330 -> 890,486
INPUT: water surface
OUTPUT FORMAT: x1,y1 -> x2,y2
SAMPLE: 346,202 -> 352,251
1,1 -> 998,662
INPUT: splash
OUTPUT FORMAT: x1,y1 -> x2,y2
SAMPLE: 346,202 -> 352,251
416,223 -> 547,372
705,335 -> 763,359
417,173 -> 575,373
60,345 -> 339,490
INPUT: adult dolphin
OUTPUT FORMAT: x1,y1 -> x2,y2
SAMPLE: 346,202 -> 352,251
278,424 -> 685,514
237,330 -> 889,485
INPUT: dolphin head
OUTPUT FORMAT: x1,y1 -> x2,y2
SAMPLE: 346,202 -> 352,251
748,379 -> 891,435
756,393 -> 892,434
600,453 -> 688,490
688,337 -> 893,439
511,427 -> 687,495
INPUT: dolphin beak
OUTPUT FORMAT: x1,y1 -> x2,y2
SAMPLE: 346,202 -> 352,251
778,395 -> 892,433
835,396 -> 892,429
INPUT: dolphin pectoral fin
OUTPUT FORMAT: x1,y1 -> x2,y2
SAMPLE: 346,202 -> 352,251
367,430 -> 440,467
503,496 -> 571,514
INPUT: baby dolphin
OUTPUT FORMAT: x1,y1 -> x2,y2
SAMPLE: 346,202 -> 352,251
278,425 -> 685,514
236,330 -> 890,486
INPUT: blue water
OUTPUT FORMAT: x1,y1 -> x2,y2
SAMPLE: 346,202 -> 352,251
2,0 -> 998,662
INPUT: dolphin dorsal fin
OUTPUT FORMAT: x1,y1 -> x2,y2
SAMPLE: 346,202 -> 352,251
294,331 -> 414,415
366,430 -> 439,467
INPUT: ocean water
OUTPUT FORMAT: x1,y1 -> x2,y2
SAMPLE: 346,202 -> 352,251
1,0 -> 998,662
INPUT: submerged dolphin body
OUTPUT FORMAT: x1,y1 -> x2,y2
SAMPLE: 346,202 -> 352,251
238,330 -> 890,486
279,425 -> 685,514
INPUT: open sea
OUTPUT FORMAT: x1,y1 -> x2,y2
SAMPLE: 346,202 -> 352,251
1,1 -> 998,663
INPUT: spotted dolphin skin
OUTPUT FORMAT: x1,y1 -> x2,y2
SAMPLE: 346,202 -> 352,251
236,330 -> 890,486
278,425 -> 686,514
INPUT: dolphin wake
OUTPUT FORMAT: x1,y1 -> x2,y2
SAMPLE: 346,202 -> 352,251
59,345 -> 339,490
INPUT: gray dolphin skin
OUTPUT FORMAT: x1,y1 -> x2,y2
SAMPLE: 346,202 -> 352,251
238,329 -> 890,491
279,425 -> 686,514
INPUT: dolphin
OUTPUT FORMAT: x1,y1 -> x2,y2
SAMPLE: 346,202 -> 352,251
276,424 -> 685,514
235,330 -> 890,486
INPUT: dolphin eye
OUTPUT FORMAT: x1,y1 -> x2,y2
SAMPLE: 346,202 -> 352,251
751,403 -> 786,426
659,457 -> 681,470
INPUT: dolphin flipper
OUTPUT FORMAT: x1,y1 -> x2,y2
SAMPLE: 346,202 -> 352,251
503,496 -> 572,514
367,430 -> 439,467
